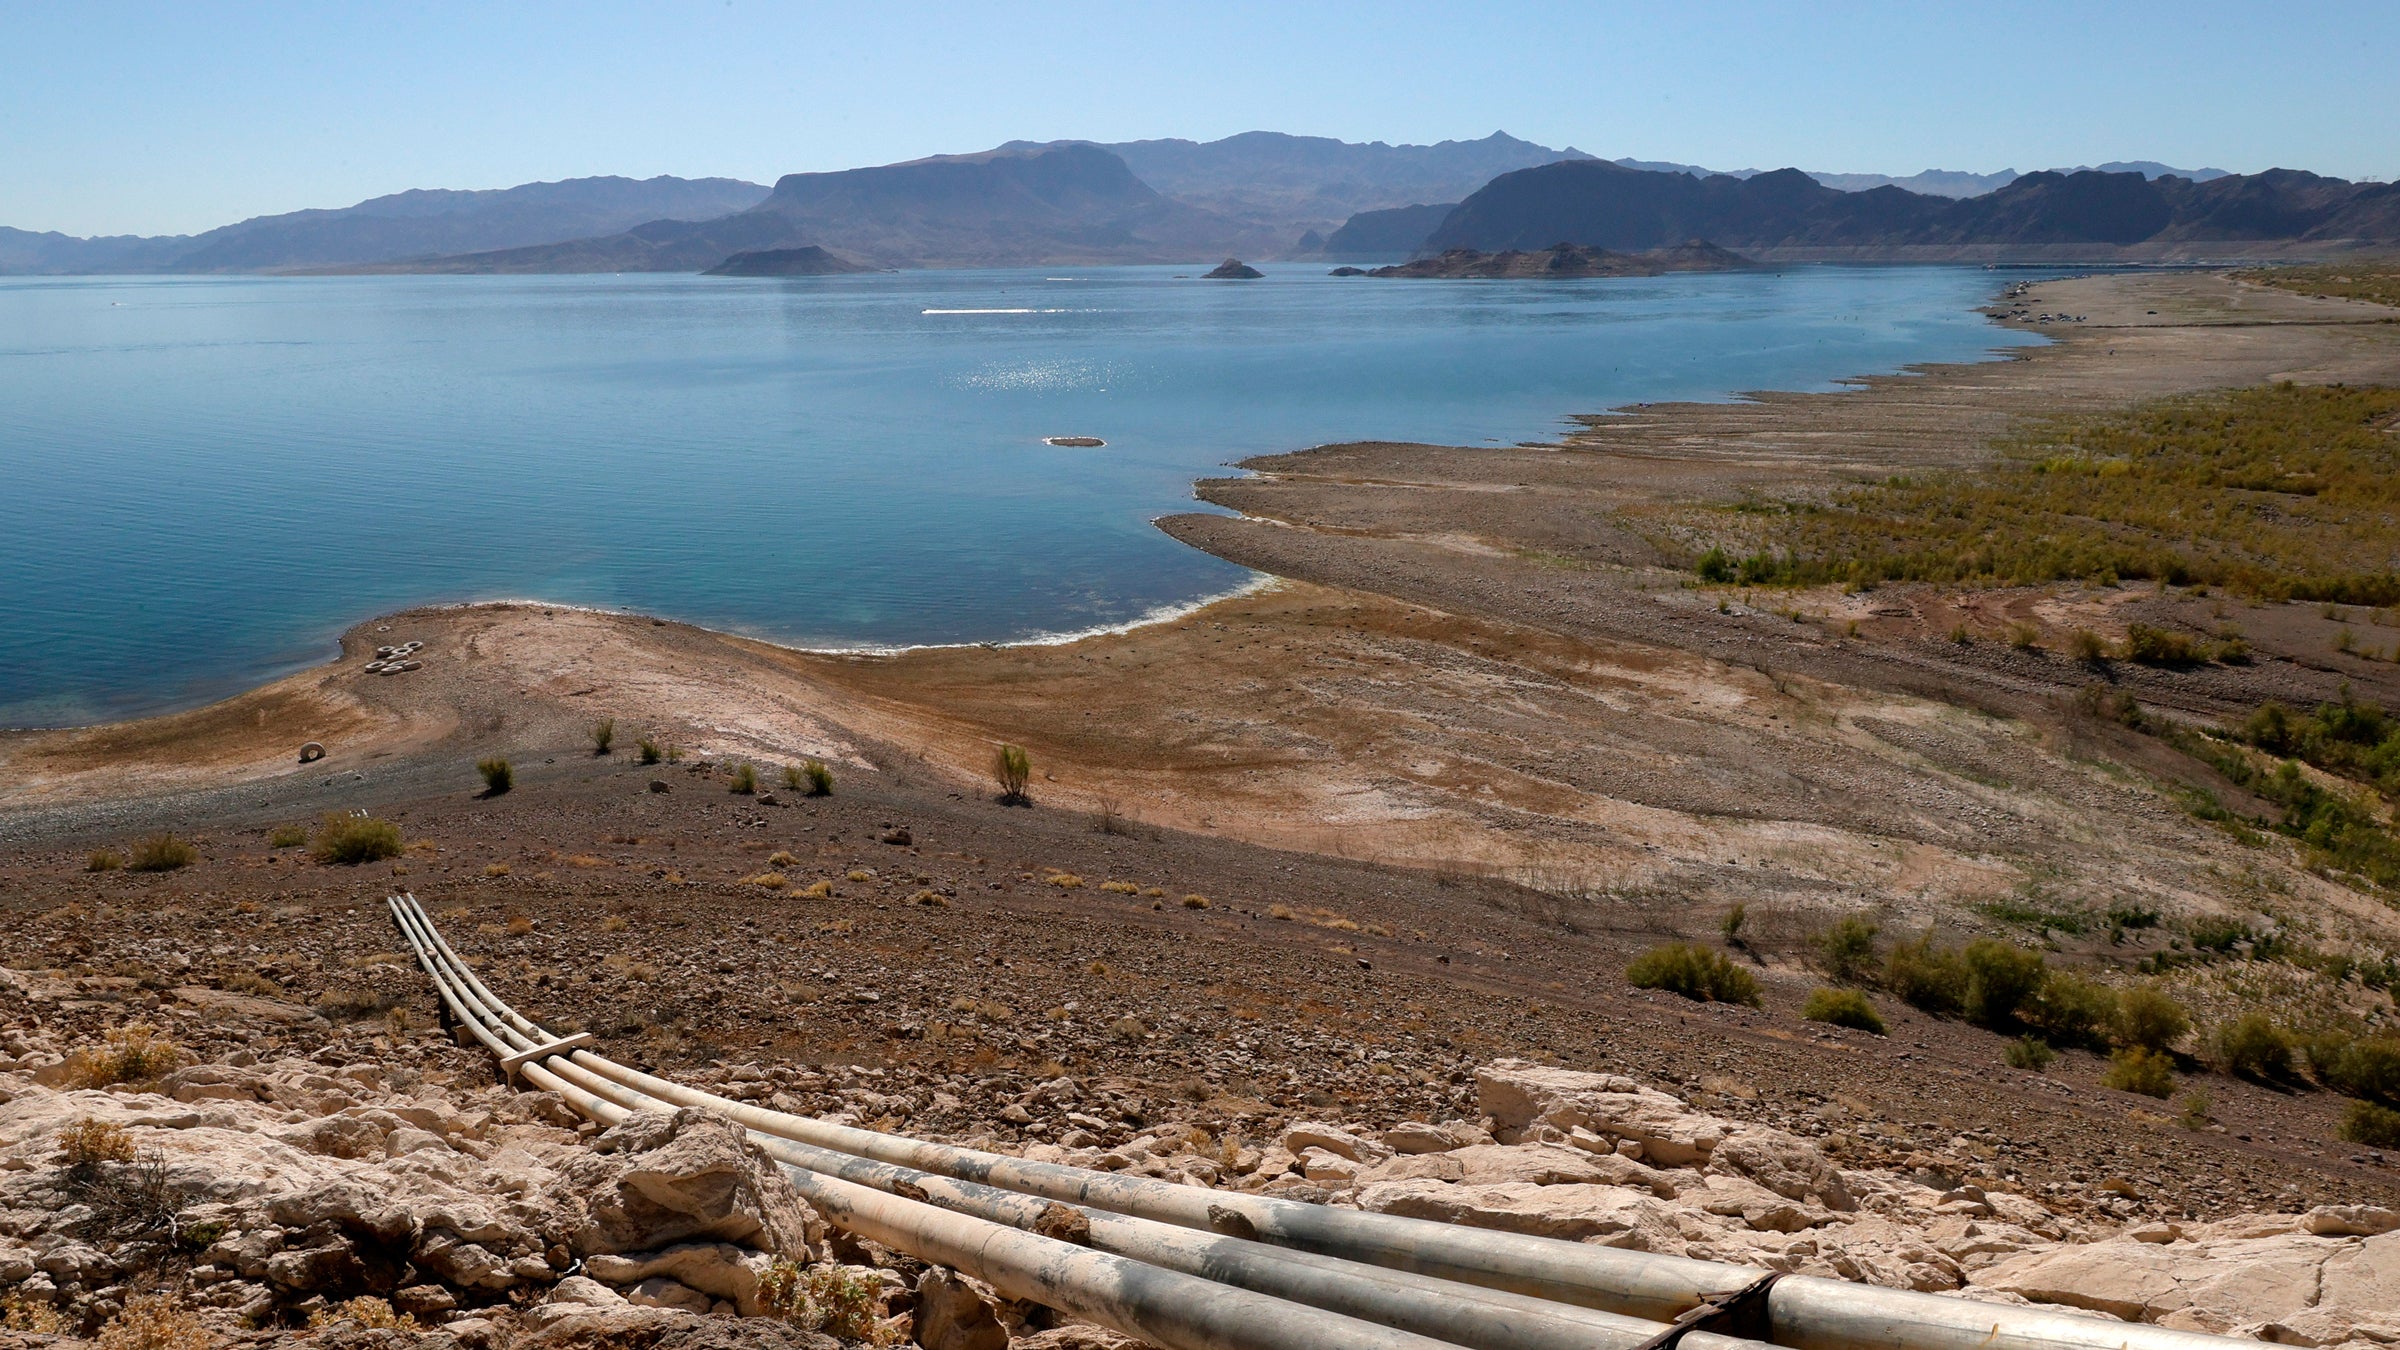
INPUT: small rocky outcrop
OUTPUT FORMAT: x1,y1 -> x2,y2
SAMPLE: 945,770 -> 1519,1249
703,247 -> 873,277
0,1063 -> 828,1337
1202,259 -> 1263,280
1368,240 -> 1753,278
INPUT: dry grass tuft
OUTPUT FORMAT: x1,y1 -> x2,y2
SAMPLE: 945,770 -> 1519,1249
97,1292 -> 216,1350
64,1025 -> 182,1089
1,1294 -> 67,1334
746,872 -> 790,889
58,1116 -> 138,1166
311,812 -> 403,865
127,834 -> 197,872
308,1297 -> 415,1332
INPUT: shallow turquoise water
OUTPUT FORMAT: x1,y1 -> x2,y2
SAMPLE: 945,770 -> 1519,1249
0,264 -> 2044,726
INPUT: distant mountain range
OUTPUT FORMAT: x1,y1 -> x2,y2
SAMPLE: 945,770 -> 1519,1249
1614,159 -> 2233,199
354,145 -> 1275,273
1410,161 -> 2400,260
1002,131 -> 1595,238
0,176 -> 768,274
0,134 -> 2381,275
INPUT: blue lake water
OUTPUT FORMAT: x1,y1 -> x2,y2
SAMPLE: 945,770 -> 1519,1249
0,264 -> 2046,727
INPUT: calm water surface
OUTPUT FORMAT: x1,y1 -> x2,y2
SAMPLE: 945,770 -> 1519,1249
0,265 -> 2044,726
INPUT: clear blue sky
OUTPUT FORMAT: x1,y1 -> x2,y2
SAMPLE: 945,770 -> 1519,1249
8,0 -> 2396,236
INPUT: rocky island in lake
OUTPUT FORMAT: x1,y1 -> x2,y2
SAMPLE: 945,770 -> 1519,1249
1370,239 -> 1754,278
702,244 -> 874,276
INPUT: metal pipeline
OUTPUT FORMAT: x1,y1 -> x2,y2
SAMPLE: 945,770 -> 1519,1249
389,896 -> 1781,1350
391,895 -> 1491,1350
390,894 -> 2255,1350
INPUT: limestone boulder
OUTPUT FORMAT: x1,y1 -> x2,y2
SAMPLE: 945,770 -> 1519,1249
521,1305 -> 841,1350
586,1243 -> 780,1317
1708,1127 -> 1854,1211
1357,1179 -> 1691,1251
1476,1060 -> 1727,1165
1976,1229 -> 2400,1344
1279,1122 -> 1387,1163
1378,1122 -> 1465,1155
557,1108 -> 822,1258
914,1266 -> 1010,1350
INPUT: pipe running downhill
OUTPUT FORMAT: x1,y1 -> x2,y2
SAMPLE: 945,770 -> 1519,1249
389,892 -> 2253,1350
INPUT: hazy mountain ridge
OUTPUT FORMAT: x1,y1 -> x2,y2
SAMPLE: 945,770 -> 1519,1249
1001,131 -> 1594,238
0,176 -> 769,274
1417,161 -> 2400,258
358,144 -> 1279,274
1617,159 -> 2232,200
0,135 -> 2361,276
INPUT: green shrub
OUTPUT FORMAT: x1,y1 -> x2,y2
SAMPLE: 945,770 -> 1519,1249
477,757 -> 512,796
1962,938 -> 2047,1028
801,758 -> 833,796
636,737 -> 663,765
2104,1046 -> 2178,1098
729,762 -> 757,795
2004,1036 -> 2055,1072
994,743 -> 1032,804
2241,262 -> 2400,310
127,833 -> 197,872
1696,547 -> 1735,583
2112,982 -> 2191,1053
1802,987 -> 1886,1034
2341,1099 -> 2400,1147
1885,934 -> 1969,1015
1625,943 -> 1761,1007
312,813 -> 403,865
2124,623 -> 2204,665
86,849 -> 123,872
1815,916 -> 1881,985
2187,915 -> 2253,953
1703,385 -> 2400,604
1721,903 -> 1747,946
2023,972 -> 2118,1048
2068,629 -> 2109,662
589,718 -> 615,755
2304,1029 -> 2355,1080
2179,1088 -> 2213,1129
268,824 -> 308,848
2217,1013 -> 2294,1081
2319,1036 -> 2400,1105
